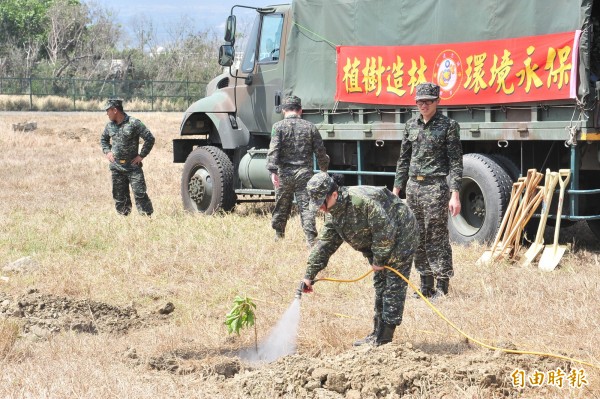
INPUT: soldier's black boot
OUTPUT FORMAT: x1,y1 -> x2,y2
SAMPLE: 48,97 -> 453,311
431,277 -> 449,299
413,275 -> 436,298
353,315 -> 381,346
374,322 -> 396,346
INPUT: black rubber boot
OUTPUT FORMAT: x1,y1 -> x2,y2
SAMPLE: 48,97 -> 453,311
353,315 -> 380,346
374,322 -> 396,346
413,275 -> 436,298
431,277 -> 449,299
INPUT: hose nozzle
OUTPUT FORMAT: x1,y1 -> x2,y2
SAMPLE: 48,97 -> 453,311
295,280 -> 314,299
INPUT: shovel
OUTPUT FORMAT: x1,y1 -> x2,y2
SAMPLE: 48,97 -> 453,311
476,179 -> 525,265
479,169 -> 542,264
509,170 -> 544,257
538,169 -> 571,271
518,170 -> 559,267
492,185 -> 544,263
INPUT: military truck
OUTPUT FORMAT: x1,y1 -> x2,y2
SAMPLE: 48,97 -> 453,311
173,0 -> 600,244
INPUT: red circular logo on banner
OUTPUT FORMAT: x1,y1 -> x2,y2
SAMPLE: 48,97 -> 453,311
433,50 -> 463,100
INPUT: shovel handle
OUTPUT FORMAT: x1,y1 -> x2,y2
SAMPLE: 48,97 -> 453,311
551,169 -> 571,245
533,171 -> 559,245
557,169 -> 571,189
489,181 -> 524,254
494,187 -> 544,262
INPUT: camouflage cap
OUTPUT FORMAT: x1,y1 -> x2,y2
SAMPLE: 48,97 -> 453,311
307,172 -> 334,211
103,98 -> 123,110
281,95 -> 302,109
415,82 -> 440,101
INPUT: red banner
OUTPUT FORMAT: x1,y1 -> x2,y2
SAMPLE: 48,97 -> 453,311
335,31 -> 580,106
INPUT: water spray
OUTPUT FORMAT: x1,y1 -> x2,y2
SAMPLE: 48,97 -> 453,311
239,279 -> 317,363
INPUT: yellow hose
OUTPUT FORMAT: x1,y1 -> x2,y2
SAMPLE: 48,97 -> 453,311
315,266 -> 600,370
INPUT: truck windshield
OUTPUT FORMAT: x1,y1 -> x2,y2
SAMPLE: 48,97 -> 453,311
241,13 -> 283,72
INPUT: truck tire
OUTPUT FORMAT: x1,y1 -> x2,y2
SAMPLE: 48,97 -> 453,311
181,146 -> 236,214
449,153 -> 512,244
488,154 -> 520,182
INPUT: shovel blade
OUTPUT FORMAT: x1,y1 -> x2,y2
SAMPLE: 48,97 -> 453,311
476,249 -> 503,265
518,243 -> 544,267
476,251 -> 493,265
476,245 -> 513,265
538,245 -> 567,272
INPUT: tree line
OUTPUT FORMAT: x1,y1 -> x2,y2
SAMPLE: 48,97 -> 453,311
0,0 -> 223,84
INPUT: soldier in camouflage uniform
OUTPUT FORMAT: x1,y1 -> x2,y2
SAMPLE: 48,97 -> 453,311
266,95 -> 329,246
301,172 -> 418,346
100,98 -> 155,216
393,83 -> 463,299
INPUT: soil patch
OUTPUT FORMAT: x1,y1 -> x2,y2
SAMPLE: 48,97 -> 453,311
136,341 -> 582,398
0,289 -> 172,338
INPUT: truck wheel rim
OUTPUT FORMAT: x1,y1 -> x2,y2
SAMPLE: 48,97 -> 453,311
189,168 -> 213,210
452,177 -> 484,237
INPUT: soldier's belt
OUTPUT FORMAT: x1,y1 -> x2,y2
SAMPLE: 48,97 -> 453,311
118,159 -> 128,164
411,175 -> 445,182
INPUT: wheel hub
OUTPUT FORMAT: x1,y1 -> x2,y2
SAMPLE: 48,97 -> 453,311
450,177 -> 485,238
469,193 -> 485,219
188,168 -> 213,209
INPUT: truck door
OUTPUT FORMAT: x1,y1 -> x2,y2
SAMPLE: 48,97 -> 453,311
237,12 -> 285,134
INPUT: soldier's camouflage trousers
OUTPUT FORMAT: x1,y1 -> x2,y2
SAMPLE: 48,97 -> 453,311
109,163 -> 153,216
406,177 -> 453,279
373,214 -> 418,326
271,167 -> 316,244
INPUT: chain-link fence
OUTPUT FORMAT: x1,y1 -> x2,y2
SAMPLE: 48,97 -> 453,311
0,76 -> 208,111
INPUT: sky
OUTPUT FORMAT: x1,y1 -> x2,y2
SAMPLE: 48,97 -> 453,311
84,0 -> 280,44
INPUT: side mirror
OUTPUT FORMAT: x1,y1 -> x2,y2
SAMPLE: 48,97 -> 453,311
224,15 -> 236,45
218,45 -> 235,67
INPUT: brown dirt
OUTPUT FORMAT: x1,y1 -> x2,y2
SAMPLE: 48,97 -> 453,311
0,289 -> 173,338
34,126 -> 94,142
129,339 -> 577,398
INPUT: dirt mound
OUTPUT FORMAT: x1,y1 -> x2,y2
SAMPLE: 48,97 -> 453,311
226,344 -> 525,398
135,341 -> 574,398
0,289 -> 172,338
144,349 -> 243,377
34,126 -> 92,141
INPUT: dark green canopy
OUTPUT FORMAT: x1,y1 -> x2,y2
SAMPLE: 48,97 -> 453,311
283,0 -> 594,108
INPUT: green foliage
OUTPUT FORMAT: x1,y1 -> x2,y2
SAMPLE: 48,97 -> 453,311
0,0 -> 87,76
225,295 -> 256,335
0,0 -> 61,44
0,0 -> 221,89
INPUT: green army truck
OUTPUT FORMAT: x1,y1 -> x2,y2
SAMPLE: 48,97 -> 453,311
173,0 -> 600,244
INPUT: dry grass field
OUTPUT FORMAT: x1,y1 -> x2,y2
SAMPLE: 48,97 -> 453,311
1,110 -> 599,398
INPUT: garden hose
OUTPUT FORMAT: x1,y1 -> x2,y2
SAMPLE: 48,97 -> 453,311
313,266 -> 600,370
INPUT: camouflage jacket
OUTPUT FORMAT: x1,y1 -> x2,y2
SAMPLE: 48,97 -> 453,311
100,114 -> 155,161
305,186 -> 416,280
394,111 -> 463,191
266,114 -> 329,173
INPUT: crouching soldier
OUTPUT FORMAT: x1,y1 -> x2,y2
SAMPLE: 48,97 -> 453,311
300,172 -> 418,346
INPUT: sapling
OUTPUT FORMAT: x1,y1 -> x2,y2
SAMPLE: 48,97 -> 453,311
225,294 -> 258,351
